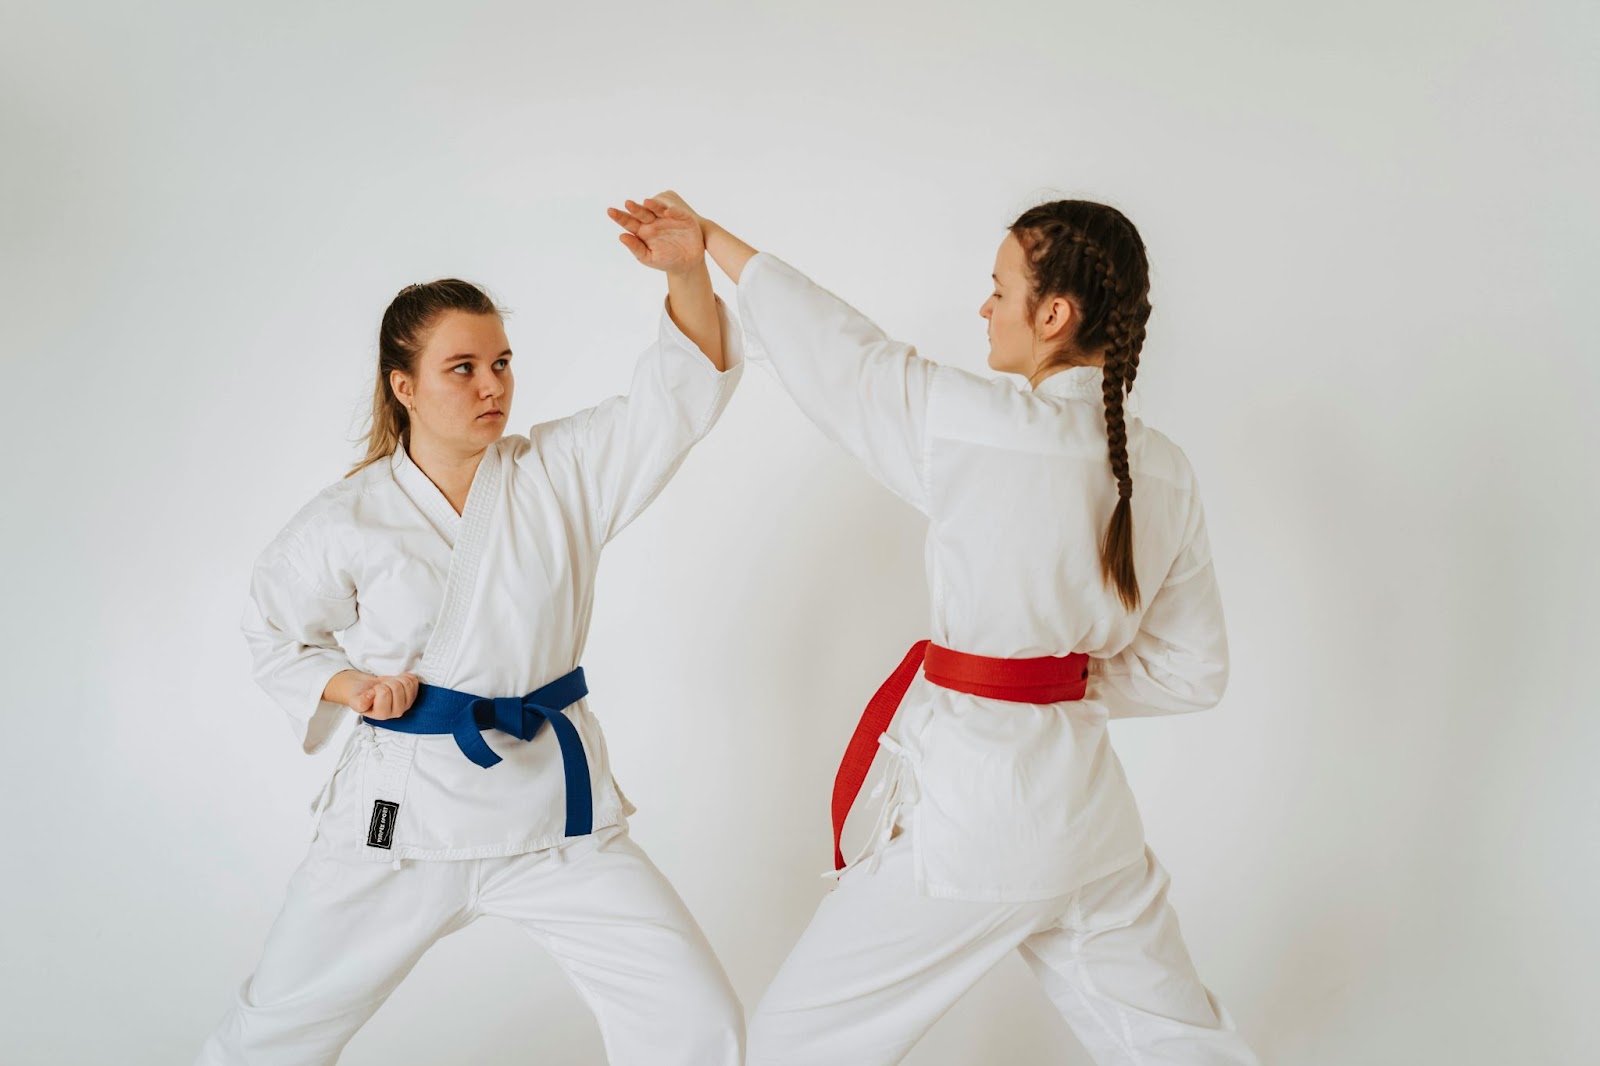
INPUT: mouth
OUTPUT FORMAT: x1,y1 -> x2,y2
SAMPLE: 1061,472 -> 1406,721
477,410 -> 504,421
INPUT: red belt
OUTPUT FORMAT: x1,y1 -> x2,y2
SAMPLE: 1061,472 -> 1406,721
831,640 -> 1091,869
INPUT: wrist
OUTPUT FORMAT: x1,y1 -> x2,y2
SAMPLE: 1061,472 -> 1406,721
665,258 -> 711,281
325,669 -> 372,705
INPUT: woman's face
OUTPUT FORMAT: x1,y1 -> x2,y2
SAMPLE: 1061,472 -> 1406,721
393,311 -> 514,453
980,232 -> 1076,379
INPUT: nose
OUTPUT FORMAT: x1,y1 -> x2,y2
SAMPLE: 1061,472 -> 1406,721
979,297 -> 992,320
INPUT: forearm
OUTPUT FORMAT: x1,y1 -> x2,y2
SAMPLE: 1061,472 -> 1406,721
702,219 -> 758,284
665,261 -> 725,370
1085,567 -> 1231,718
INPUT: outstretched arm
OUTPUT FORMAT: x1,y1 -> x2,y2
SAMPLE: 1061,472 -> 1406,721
615,193 -> 935,513
525,193 -> 744,546
607,194 -> 726,370
616,190 -> 758,284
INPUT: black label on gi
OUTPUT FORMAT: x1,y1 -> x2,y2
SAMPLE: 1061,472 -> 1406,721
367,800 -> 399,850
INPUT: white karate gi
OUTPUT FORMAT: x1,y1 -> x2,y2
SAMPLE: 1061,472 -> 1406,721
734,254 -> 1257,1065
196,299 -> 745,1066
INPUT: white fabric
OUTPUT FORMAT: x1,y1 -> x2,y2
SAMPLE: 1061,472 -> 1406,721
195,827 -> 743,1066
747,822 -> 1258,1066
240,298 -> 743,862
736,253 -> 1231,901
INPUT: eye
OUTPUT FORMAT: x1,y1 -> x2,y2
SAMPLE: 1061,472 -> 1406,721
451,363 -> 472,375
494,358 -> 510,370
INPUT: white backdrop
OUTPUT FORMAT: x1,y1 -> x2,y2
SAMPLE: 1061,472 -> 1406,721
2,2 -> 1596,1063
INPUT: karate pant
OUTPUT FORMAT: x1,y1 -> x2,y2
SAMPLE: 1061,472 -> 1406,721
195,825 -> 742,1066
747,824 -> 1259,1066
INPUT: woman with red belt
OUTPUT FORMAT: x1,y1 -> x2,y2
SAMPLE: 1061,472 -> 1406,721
610,193 -> 1260,1066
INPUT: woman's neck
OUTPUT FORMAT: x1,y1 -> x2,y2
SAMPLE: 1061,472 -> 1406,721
1029,357 -> 1104,390
405,433 -> 487,516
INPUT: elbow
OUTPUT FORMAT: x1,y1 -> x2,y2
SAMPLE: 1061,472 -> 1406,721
1203,643 -> 1230,703
1154,652 -> 1230,716
1187,653 -> 1230,713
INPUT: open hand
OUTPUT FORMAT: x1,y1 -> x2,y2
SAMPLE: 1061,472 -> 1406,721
645,190 -> 699,221
606,192 -> 705,272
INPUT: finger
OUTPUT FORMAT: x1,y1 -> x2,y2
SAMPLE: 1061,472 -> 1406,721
642,198 -> 683,219
606,206 -> 641,234
643,207 -> 690,228
403,673 -> 421,705
382,677 -> 407,718
618,232 -> 651,262
624,198 -> 658,224
382,680 -> 404,719
352,687 -> 374,714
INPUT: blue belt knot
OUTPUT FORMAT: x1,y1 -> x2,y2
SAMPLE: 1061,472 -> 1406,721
368,667 -> 593,836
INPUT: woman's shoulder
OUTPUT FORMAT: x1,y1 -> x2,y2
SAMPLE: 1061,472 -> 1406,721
497,431 -> 538,462
273,458 -> 396,544
1124,419 -> 1203,492
924,364 -> 1107,452
924,367 -> 1200,486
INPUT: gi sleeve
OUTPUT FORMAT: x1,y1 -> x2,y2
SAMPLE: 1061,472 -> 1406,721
1087,488 -> 1230,718
534,295 -> 744,545
735,252 -> 934,513
240,518 -> 360,754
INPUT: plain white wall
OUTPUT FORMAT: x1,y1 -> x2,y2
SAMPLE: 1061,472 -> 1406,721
2,1 -> 1595,1063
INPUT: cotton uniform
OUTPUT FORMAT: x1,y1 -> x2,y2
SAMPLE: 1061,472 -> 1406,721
734,253 -> 1259,1066
196,299 -> 745,1066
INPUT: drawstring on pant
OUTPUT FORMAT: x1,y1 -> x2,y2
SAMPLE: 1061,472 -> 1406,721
825,734 -> 919,880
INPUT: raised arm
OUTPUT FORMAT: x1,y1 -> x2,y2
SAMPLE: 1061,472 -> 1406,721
617,194 -> 936,513
702,218 -> 759,284
608,194 -> 725,369
621,191 -> 758,284
529,194 -> 744,545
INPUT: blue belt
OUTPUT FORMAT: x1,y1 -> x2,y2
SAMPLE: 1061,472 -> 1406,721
368,667 -> 593,836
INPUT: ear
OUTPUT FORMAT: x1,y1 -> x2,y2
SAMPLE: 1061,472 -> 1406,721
389,369 -> 414,409
1035,295 -> 1076,344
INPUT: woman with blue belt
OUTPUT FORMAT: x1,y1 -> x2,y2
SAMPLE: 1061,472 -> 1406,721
197,196 -> 744,1065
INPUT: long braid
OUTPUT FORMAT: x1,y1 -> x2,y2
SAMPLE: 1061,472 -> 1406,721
1099,304 -> 1140,609
1010,200 -> 1152,612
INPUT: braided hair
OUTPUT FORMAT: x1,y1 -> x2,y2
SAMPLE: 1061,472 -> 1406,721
1010,201 -> 1153,611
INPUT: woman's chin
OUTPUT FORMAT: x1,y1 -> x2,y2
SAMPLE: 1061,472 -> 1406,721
986,350 -> 1019,376
472,414 -> 508,441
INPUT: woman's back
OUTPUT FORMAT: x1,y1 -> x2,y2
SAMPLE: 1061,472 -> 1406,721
683,193 -> 1258,1062
923,362 -> 1211,664
735,251 -> 1229,898
737,252 -> 1226,711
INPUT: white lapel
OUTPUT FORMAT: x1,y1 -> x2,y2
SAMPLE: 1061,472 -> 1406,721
391,446 -> 463,548
390,441 -> 505,684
